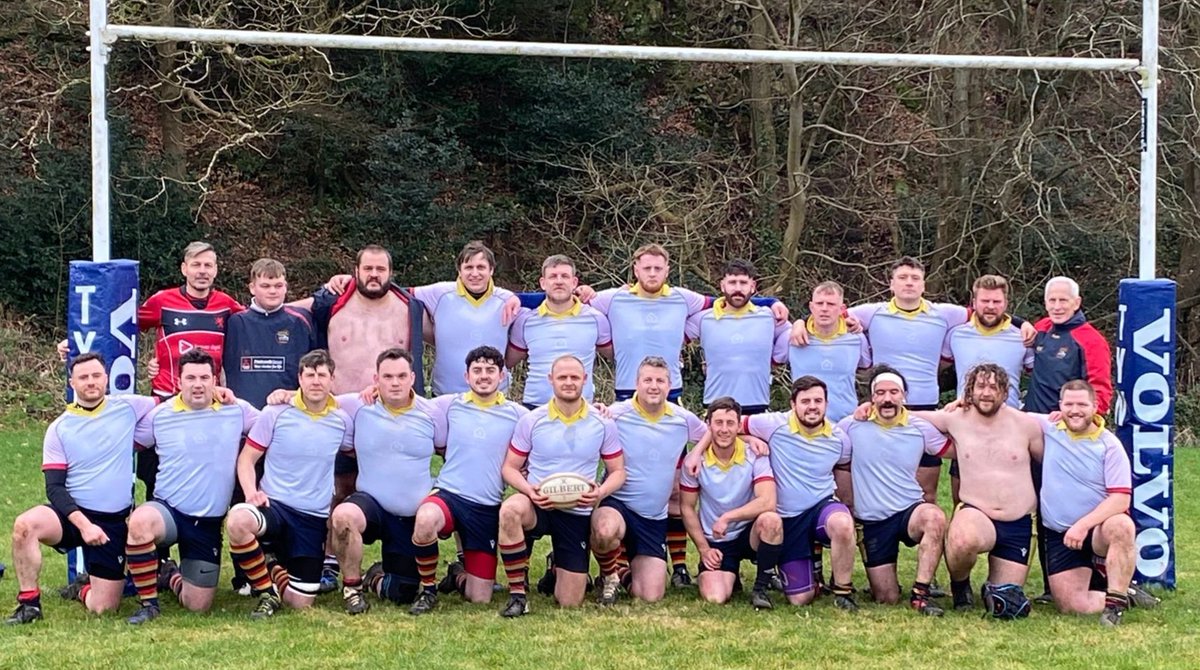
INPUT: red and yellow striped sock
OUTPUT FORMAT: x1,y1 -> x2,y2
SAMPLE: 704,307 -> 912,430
667,515 -> 688,571
595,547 -> 621,577
126,540 -> 160,607
415,540 -> 439,592
500,541 -> 529,595
230,539 -> 275,594
269,563 -> 290,595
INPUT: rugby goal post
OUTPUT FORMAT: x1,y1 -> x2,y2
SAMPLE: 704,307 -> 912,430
78,0 -> 1174,589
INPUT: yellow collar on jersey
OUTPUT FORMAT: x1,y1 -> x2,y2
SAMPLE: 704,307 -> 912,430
886,298 -> 930,319
632,394 -> 674,422
548,398 -> 589,424
292,392 -> 338,418
381,391 -> 417,416
790,413 -> 833,437
869,406 -> 910,428
66,397 -> 108,416
171,396 -> 222,412
629,282 -> 672,298
1058,416 -> 1106,441
805,316 -> 849,342
464,390 -> 506,408
456,279 -> 496,307
705,438 -> 747,471
537,297 -> 583,318
971,313 -> 1013,336
712,297 -> 756,319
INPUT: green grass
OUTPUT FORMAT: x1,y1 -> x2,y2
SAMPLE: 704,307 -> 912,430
0,424 -> 1194,669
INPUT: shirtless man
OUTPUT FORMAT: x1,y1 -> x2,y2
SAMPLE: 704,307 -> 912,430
914,363 -> 1043,611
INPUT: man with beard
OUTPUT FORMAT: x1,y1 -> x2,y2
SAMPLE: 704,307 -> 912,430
497,355 -> 625,616
590,356 -> 707,605
838,366 -> 949,616
740,376 -> 858,609
507,255 -> 612,410
685,260 -> 791,415
910,363 -> 1044,611
941,275 -> 1034,503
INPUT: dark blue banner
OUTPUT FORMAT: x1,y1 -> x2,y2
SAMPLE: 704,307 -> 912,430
65,260 -> 139,582
1115,278 -> 1176,589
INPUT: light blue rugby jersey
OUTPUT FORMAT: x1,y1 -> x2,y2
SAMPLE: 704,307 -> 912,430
942,315 -> 1034,407
590,283 -> 707,391
432,391 -> 529,506
679,439 -> 774,542
509,299 -> 611,405
836,411 -> 948,521
414,280 -> 516,396
1036,416 -> 1132,533
42,395 -> 159,514
685,299 -> 790,407
340,393 -> 446,517
788,317 -> 871,421
849,299 -> 968,406
134,397 -> 259,517
608,397 -> 706,520
509,401 -> 623,517
745,412 -> 851,517
247,393 -> 353,517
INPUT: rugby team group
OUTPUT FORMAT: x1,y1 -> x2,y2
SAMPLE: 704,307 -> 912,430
6,239 -> 1160,629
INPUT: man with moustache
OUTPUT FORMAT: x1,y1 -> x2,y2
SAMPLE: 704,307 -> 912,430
910,363 -> 1044,611
497,355 -> 626,616
838,366 -> 949,616
590,356 -> 707,605
788,281 -> 871,421
685,260 -> 791,415
507,255 -> 612,409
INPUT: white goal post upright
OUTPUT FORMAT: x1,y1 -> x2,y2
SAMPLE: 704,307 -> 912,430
83,1 -> 1175,589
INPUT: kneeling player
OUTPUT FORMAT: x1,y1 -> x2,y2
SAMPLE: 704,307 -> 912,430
591,356 -> 707,604
838,367 -> 949,616
413,346 -> 528,605
679,397 -> 782,609
1039,380 -> 1157,626
496,355 -> 626,616
7,354 -> 157,624
125,350 -> 259,624
225,350 -> 353,619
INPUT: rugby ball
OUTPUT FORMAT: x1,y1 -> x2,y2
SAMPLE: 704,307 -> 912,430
538,472 -> 594,509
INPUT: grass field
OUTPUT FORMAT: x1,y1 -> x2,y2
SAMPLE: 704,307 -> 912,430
0,422 -> 1193,670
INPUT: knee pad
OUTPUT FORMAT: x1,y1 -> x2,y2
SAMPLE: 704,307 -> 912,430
229,503 -> 267,535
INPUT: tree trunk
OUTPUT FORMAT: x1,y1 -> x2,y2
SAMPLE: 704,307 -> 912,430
155,0 -> 186,182
746,4 -> 779,234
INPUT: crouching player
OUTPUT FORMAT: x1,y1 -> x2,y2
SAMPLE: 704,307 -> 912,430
6,353 -> 158,624
1038,380 -> 1158,626
679,397 -> 782,609
225,350 -> 353,619
125,350 -> 259,624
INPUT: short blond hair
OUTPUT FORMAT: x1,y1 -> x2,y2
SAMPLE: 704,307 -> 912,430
182,241 -> 215,261
812,281 -> 844,300
972,274 -> 1009,297
249,258 -> 286,282
632,243 -> 669,265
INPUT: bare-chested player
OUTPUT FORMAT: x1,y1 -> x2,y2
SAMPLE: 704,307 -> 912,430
914,363 -> 1043,611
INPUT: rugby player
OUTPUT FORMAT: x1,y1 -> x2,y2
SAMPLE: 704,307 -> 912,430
497,355 -> 626,616
941,276 -> 1033,409
838,366 -> 949,616
679,397 -> 781,609
591,356 -> 707,605
7,353 -> 158,624
788,281 -> 871,421
1037,380 -> 1153,626
742,377 -> 858,609
507,255 -> 613,410
124,350 -> 259,624
684,259 -> 790,415
224,350 -> 353,619
330,348 -> 445,616
910,363 -> 1043,611
411,346 -> 529,605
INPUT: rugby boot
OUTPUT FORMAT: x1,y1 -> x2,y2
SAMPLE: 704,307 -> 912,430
951,579 -> 974,611
343,586 -> 370,615
596,574 -> 621,606
1099,605 -> 1124,627
750,587 -> 773,610
59,573 -> 90,601
1128,584 -> 1160,609
363,561 -> 385,596
409,589 -> 437,616
928,578 -> 947,599
910,595 -> 944,617
126,603 -> 161,625
250,591 -> 282,620
671,566 -> 694,588
5,603 -> 42,625
438,561 -> 465,595
500,593 -> 529,618
536,553 -> 557,596
157,559 -> 179,593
